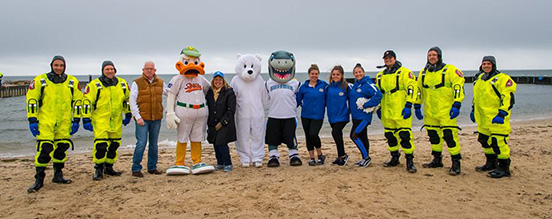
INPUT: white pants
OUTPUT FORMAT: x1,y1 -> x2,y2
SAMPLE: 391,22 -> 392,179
235,115 -> 265,163
175,106 -> 208,143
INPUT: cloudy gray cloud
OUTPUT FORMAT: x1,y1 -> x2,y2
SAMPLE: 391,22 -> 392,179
1,0 -> 551,76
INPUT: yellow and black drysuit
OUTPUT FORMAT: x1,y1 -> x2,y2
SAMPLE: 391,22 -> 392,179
375,61 -> 418,172
26,56 -> 82,193
415,46 -> 465,175
472,56 -> 517,178
83,61 -> 131,180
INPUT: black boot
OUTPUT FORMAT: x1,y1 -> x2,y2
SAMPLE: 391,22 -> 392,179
52,163 -> 72,184
488,158 -> 511,178
104,163 -> 122,176
475,154 -> 498,172
383,151 -> 400,167
448,154 -> 462,176
93,164 -> 104,181
406,154 -> 417,173
27,167 -> 46,193
422,151 -> 444,168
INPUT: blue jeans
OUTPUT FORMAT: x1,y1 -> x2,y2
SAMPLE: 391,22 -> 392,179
132,120 -> 161,172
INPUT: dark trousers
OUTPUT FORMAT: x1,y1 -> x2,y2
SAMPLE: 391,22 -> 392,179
301,117 -> 323,151
351,119 -> 370,159
330,121 -> 348,157
214,144 -> 232,166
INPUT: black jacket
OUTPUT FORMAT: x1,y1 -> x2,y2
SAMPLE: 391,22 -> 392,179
206,87 -> 237,145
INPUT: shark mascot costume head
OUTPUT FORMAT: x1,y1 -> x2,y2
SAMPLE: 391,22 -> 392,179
264,50 -> 303,168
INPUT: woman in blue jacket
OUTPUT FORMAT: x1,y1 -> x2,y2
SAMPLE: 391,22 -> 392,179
326,65 -> 351,166
297,64 -> 328,166
348,63 -> 382,168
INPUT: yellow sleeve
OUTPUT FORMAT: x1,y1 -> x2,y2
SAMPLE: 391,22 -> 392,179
82,81 -> 99,119
375,71 -> 382,90
71,78 -> 84,120
414,69 -> 424,105
122,79 -> 131,114
26,76 -> 43,119
497,75 -> 517,113
401,68 -> 417,104
448,65 -> 465,103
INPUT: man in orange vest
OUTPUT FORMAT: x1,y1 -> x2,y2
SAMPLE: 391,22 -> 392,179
130,61 -> 168,177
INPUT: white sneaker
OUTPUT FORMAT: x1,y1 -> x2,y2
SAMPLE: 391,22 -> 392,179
253,161 -> 262,168
242,162 -> 250,168
166,165 -> 190,175
191,162 -> 215,175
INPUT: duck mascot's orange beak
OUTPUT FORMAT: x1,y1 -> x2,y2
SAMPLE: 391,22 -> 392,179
175,46 -> 205,77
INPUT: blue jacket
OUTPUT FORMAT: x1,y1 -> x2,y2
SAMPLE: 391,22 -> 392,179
326,81 -> 351,124
297,79 -> 328,120
348,76 -> 382,122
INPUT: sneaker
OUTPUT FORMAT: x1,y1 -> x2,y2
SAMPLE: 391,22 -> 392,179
332,157 -> 341,165
223,165 -> 233,172
359,157 -> 372,168
342,155 -> 349,166
241,162 -> 250,168
317,155 -> 326,165
215,165 -> 223,171
290,154 -> 302,166
267,156 -> 280,168
192,162 -> 215,175
253,161 -> 262,168
308,158 -> 316,166
166,165 -> 191,175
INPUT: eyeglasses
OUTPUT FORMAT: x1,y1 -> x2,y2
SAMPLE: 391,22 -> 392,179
143,68 -> 155,71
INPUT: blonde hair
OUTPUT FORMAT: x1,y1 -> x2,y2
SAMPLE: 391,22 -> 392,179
210,75 -> 230,89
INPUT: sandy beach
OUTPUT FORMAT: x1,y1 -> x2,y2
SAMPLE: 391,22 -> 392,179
1,119 -> 551,218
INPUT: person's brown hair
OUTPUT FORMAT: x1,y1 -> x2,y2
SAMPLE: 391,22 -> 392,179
330,65 -> 348,90
308,64 -> 319,74
353,63 -> 365,73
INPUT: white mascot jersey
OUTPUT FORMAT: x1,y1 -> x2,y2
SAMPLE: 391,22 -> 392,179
230,54 -> 268,165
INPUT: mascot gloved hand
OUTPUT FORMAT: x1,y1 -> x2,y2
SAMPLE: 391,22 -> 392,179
165,93 -> 181,129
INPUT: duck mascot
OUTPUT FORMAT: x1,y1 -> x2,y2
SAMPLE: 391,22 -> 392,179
165,47 -> 215,175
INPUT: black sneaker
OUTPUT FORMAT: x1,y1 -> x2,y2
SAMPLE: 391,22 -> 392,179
290,155 -> 302,166
267,156 -> 280,167
308,158 -> 316,166
341,155 -> 349,166
317,155 -> 326,165
332,157 -> 341,165
360,157 -> 372,168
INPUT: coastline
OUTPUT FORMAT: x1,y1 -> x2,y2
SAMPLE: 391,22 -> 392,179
1,119 -> 551,218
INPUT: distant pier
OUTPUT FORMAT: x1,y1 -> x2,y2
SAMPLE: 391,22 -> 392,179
0,81 -> 88,98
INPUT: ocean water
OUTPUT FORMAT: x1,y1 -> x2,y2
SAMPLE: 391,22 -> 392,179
1,70 -> 552,158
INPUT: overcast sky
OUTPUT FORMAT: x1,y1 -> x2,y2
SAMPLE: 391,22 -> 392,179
1,0 -> 550,76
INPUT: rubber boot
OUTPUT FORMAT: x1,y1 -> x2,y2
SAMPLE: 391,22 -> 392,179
383,151 -> 400,167
104,163 -> 122,176
27,167 -> 46,193
448,154 -> 462,176
488,158 -> 511,178
405,154 -> 417,173
475,154 -> 498,172
52,163 -> 72,184
93,163 -> 104,181
422,151 -> 444,168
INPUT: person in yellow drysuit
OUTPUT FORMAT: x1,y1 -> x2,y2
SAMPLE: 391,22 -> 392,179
414,46 -> 465,176
471,56 -> 516,178
82,60 -> 131,181
375,50 -> 418,173
26,55 -> 83,193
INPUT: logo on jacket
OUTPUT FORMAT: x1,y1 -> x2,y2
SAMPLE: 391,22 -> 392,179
84,86 -> 90,94
357,88 -> 362,93
168,83 -> 173,88
455,69 -> 464,77
339,92 -> 344,96
319,88 -> 324,92
409,72 -> 414,79
184,83 -> 202,92
29,80 -> 35,90
506,79 -> 513,87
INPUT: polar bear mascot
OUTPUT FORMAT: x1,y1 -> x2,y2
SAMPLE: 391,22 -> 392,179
165,46 -> 215,175
230,54 -> 268,168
